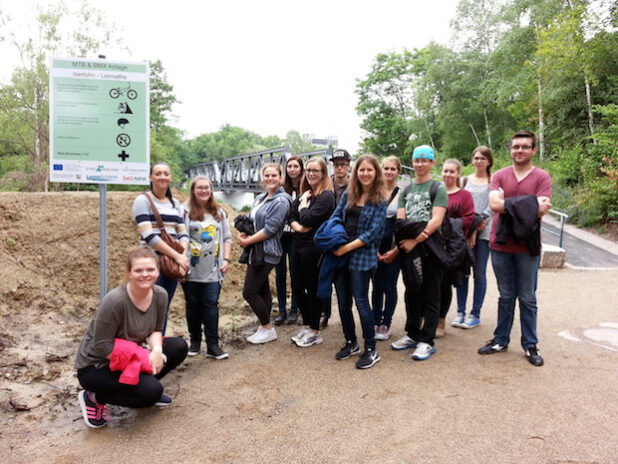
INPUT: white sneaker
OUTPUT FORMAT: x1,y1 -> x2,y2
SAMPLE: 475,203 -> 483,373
390,335 -> 418,350
247,327 -> 277,344
295,330 -> 323,347
412,342 -> 436,361
290,327 -> 310,344
451,313 -> 465,327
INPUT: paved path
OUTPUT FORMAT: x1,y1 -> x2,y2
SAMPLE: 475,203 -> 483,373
542,215 -> 618,268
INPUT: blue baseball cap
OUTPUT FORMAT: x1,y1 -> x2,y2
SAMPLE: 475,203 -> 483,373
412,145 -> 435,161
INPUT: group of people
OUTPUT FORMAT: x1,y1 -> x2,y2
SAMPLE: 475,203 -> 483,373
75,130 -> 551,429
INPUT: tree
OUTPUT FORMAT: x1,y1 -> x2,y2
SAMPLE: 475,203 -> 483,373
149,60 -> 178,132
0,1 -> 123,191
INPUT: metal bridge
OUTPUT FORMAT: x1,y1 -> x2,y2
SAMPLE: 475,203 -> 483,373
187,147 -> 333,192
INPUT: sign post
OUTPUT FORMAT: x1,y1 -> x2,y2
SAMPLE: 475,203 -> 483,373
49,57 -> 150,298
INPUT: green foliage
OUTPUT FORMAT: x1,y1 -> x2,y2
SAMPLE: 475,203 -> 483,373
149,60 -> 179,132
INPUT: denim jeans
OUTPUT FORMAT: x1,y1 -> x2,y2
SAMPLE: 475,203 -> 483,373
371,254 -> 401,327
181,281 -> 222,347
334,267 -> 376,350
456,239 -> 490,318
275,234 -> 298,315
155,272 -> 179,336
490,249 -> 540,349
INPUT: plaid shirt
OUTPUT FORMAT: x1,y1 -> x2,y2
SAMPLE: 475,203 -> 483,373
330,191 -> 387,271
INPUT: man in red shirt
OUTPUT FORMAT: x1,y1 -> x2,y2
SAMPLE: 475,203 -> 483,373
478,130 -> 552,366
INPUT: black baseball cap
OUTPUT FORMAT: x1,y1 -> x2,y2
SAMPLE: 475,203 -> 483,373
331,149 -> 351,162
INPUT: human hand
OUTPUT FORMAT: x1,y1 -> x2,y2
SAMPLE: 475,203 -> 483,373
149,349 -> 165,375
333,244 -> 348,257
175,254 -> 190,272
477,220 -> 487,231
382,248 -> 399,263
399,238 -> 417,253
237,233 -> 249,248
538,197 -> 552,217
220,259 -> 230,273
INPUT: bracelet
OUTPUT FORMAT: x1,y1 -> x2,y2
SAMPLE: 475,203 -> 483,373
152,346 -> 163,353
223,258 -> 231,263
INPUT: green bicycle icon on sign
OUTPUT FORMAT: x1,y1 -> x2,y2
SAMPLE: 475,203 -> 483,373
109,83 -> 137,100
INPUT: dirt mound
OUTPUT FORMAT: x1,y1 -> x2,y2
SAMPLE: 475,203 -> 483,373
0,191 -> 250,420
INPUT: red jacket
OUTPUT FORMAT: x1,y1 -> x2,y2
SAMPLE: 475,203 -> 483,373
109,338 -> 153,385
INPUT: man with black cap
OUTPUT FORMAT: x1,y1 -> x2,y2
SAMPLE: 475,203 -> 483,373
320,148 -> 353,329
330,149 -> 352,205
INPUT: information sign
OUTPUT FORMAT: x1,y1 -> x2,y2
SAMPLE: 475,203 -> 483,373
49,57 -> 150,185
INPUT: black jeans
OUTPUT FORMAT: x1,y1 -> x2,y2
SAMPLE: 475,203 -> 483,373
77,337 -> 188,408
402,247 -> 443,346
242,263 -> 275,326
291,246 -> 322,331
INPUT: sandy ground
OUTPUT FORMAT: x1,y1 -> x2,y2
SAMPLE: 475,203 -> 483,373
1,192 -> 617,463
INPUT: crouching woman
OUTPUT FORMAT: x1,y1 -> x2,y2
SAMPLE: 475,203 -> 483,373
74,247 -> 188,428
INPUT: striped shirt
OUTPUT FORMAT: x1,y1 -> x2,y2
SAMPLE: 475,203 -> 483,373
132,193 -> 189,248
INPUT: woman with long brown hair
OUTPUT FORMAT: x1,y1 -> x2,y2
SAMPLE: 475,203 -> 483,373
180,176 -> 232,359
275,156 -> 303,325
288,157 -> 335,347
454,146 -> 494,329
330,154 -> 387,369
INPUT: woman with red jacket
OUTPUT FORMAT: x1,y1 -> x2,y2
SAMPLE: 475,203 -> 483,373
436,159 -> 475,337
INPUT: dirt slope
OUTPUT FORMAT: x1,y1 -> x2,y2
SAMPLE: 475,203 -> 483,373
0,191 -> 249,419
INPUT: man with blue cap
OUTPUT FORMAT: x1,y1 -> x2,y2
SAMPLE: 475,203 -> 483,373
391,144 -> 448,361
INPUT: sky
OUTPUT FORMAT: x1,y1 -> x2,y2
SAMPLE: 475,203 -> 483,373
1,0 -> 461,152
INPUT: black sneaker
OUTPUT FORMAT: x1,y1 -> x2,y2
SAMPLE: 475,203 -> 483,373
188,341 -> 200,356
286,312 -> 299,325
525,345 -> 544,366
335,341 -> 361,360
154,394 -> 172,407
478,338 -> 508,355
78,390 -> 108,428
356,348 -> 380,369
206,344 -> 229,360
274,312 -> 287,325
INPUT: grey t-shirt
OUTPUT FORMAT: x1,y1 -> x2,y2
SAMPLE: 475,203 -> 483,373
74,285 -> 166,370
183,207 -> 232,283
464,180 -> 493,241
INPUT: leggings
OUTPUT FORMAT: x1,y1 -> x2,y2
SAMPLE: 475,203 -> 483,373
242,263 -> 275,326
77,337 -> 188,408
291,246 -> 322,331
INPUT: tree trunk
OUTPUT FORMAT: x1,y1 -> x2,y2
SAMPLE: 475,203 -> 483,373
537,76 -> 545,160
483,107 -> 492,151
468,123 -> 481,146
584,73 -> 595,139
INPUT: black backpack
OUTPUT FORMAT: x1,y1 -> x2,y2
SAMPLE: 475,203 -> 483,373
402,180 -> 468,270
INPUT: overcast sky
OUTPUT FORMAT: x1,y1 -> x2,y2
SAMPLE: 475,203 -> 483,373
1,0 -> 460,152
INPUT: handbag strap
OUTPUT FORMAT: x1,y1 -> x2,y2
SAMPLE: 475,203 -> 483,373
144,192 -> 166,231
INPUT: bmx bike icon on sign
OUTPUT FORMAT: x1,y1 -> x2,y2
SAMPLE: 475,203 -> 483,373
109,83 -> 137,100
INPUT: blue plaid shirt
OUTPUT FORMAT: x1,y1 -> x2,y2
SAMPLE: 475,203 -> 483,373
330,191 -> 387,271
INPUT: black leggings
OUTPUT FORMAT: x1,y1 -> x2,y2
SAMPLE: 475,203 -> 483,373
242,263 -> 275,326
291,246 -> 322,331
77,337 -> 187,408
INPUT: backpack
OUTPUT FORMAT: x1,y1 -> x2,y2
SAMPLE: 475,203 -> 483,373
402,180 -> 468,270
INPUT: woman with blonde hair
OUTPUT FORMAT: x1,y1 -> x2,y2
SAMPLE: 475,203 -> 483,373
180,176 -> 232,359
330,154 -> 387,369
372,156 -> 402,340
289,157 -> 336,347
237,163 -> 292,344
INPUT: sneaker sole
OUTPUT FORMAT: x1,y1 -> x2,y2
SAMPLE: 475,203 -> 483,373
356,355 -> 381,369
295,338 -> 323,348
412,347 -> 436,361
248,335 -> 277,344
461,322 -> 481,329
78,391 -> 107,428
154,401 -> 172,407
335,348 -> 361,360
206,352 -> 229,360
478,346 -> 507,355
187,350 -> 200,357
390,343 -> 417,351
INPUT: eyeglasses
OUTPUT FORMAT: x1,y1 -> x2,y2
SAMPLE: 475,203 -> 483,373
195,186 -> 211,191
306,169 -> 322,174
511,145 -> 533,150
